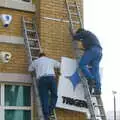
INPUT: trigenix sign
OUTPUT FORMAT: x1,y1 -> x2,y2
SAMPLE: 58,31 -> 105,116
56,57 -> 90,116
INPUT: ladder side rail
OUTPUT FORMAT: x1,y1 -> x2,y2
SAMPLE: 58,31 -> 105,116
65,1 -> 106,120
72,22 -> 97,120
28,35 -> 45,120
65,1 -> 97,119
66,0 -> 79,57
75,2 -> 107,120
65,1 -> 83,56
75,1 -> 84,28
33,76 -> 45,120
22,17 -> 33,63
65,0 -> 75,33
65,0 -> 81,56
78,70 -> 97,120
30,20 -> 48,120
96,96 -> 107,120
76,3 -> 106,118
32,18 -> 42,52
22,17 -> 45,120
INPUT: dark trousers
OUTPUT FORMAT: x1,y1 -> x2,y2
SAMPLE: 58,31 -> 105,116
79,46 -> 102,91
38,76 -> 58,120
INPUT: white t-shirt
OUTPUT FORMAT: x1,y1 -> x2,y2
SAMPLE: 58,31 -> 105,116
28,56 -> 60,79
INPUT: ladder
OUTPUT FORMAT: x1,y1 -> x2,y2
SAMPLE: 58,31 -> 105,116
22,17 -> 57,120
22,16 -> 44,120
65,0 -> 107,120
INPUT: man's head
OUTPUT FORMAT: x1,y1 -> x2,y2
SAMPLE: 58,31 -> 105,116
39,52 -> 45,58
76,28 -> 85,33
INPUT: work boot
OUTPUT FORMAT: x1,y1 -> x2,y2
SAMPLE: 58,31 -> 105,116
87,79 -> 96,94
88,86 -> 92,94
88,79 -> 96,85
49,109 -> 55,120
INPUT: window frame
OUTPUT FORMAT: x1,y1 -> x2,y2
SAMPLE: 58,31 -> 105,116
21,0 -> 32,3
0,83 -> 33,120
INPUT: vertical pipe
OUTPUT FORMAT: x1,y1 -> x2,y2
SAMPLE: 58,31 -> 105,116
114,95 -> 116,120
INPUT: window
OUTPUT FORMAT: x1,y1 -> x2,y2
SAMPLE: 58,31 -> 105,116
0,84 -> 32,120
5,85 -> 31,106
5,110 -> 31,120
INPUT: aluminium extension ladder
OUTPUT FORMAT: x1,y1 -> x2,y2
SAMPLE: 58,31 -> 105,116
65,0 -> 107,120
22,17 -> 57,120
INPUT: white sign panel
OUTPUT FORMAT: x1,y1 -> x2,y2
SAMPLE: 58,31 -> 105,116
56,57 -> 89,115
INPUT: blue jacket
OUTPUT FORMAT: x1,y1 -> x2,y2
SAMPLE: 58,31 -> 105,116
73,29 -> 102,50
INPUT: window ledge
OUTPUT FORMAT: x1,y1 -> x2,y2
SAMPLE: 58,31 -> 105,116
0,0 -> 35,12
0,0 -> 5,6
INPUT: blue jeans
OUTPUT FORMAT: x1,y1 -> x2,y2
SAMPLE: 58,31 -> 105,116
38,76 -> 58,120
79,46 -> 102,91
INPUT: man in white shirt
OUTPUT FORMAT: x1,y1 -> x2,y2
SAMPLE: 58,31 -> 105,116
29,52 -> 60,120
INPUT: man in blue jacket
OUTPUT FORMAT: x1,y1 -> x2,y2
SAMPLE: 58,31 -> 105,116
73,28 -> 102,95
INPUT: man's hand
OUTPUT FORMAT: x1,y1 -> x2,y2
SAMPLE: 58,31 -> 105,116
55,68 -> 61,76
72,29 -> 76,34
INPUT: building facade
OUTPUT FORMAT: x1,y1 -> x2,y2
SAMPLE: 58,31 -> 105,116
0,0 -> 86,120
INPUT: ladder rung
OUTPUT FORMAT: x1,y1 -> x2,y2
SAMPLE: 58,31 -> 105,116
24,21 -> 33,24
30,47 -> 40,50
71,21 -> 80,24
91,94 -> 100,97
96,114 -> 105,117
94,105 -> 103,107
28,38 -> 38,41
26,29 -> 36,33
68,4 -> 80,8
32,56 -> 39,59
70,12 -> 78,16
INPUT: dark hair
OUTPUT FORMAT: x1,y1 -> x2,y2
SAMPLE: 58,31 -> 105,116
76,28 -> 85,33
39,52 -> 45,57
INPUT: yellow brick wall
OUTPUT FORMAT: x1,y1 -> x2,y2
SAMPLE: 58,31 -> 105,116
35,0 -> 86,119
36,0 -> 83,60
0,8 -> 34,73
